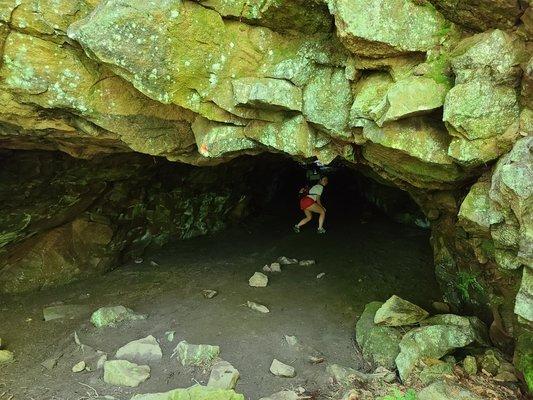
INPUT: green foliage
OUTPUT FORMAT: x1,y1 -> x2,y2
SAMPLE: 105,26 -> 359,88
379,388 -> 417,400
456,271 -> 484,301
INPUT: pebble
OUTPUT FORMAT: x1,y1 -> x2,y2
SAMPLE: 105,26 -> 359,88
317,273 -> 325,279
277,256 -> 298,265
463,355 -> 477,375
72,360 -> 86,372
247,301 -> 270,313
299,260 -> 315,266
270,359 -> 296,377
149,261 -> 159,267
134,258 -> 143,264
249,272 -> 268,287
202,289 -> 218,299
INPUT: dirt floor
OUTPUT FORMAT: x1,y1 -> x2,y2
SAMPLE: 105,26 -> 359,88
0,209 -> 441,400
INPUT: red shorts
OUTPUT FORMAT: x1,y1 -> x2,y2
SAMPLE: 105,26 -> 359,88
300,196 -> 316,210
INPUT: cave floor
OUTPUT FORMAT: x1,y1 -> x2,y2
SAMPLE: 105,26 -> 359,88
0,212 -> 440,400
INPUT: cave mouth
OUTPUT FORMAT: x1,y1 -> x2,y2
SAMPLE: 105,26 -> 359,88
0,149 -> 444,398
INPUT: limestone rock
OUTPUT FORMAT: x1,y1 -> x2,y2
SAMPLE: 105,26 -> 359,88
420,314 -> 490,346
175,340 -> 220,367
515,267 -> 533,322
374,295 -> 429,326
377,76 -> 449,125
202,290 -> 218,299
329,0 -> 451,57
249,272 -> 268,287
298,260 -> 315,266
90,306 -> 146,328
463,355 -> 477,375
513,332 -> 533,393
429,0 -> 522,31
443,80 -> 520,141
115,335 -> 163,364
277,257 -> 298,265
355,302 -> 402,369
396,325 -> 475,381
480,349 -> 501,375
72,361 -> 86,373
0,350 -> 14,364
207,360 -> 240,390
247,301 -> 270,313
130,385 -> 244,400
419,362 -> 454,385
103,360 -> 150,387
418,380 -> 484,400
350,72 -> 394,127
270,359 -> 295,377
232,78 -> 302,112
43,304 -> 91,322
450,30 -> 526,85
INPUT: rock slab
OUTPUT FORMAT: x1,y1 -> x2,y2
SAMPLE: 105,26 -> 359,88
374,295 -> 429,326
175,340 -> 220,366
130,384 -> 244,400
90,306 -> 146,327
207,360 -> 240,389
103,359 -> 150,387
270,359 -> 296,377
115,335 -> 163,364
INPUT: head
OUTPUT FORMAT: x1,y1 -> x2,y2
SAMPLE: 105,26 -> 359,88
319,176 -> 329,186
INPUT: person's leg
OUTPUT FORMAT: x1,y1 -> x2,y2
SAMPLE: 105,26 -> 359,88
297,209 -> 313,228
307,204 -> 326,230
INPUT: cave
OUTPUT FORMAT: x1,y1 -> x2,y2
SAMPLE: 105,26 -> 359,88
0,0 -> 531,398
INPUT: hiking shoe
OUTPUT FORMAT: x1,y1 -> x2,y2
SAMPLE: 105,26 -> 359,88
293,225 -> 300,233
317,228 -> 326,234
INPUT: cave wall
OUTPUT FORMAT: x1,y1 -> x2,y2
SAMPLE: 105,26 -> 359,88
0,0 -> 531,378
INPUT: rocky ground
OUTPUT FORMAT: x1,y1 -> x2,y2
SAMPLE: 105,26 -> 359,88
0,212 -> 443,399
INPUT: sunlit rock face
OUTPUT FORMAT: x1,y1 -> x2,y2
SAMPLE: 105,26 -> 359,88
0,0 -> 531,365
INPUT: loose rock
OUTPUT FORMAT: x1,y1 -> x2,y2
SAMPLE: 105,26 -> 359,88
259,391 -> 299,400
316,273 -> 325,279
264,262 -> 282,273
72,360 -> 86,373
299,260 -> 315,266
419,362 -> 454,385
130,385 -> 244,400
480,349 -> 501,375
463,355 -> 477,375
249,272 -> 268,287
115,335 -> 162,364
202,289 -> 218,299
270,359 -> 296,377
165,331 -> 175,342
277,256 -> 298,265
284,335 -> 298,347
207,360 -> 240,389
103,359 -> 150,387
90,306 -> 146,328
396,325 -> 475,381
174,340 -> 220,366
374,295 -> 429,326
421,314 -> 490,346
247,301 -> 269,313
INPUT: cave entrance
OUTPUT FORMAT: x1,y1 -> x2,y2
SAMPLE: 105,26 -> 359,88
1,150 -> 441,399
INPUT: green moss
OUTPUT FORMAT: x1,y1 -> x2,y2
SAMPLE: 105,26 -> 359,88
455,271 -> 484,301
425,52 -> 453,86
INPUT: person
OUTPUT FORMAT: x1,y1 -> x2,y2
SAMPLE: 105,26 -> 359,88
294,176 -> 328,234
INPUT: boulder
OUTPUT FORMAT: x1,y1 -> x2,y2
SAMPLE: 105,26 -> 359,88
329,0 -> 451,57
232,77 -> 302,112
115,335 -> 163,364
270,359 -> 296,377
355,302 -> 402,369
0,350 -> 14,364
396,325 -> 475,381
349,72 -> 394,127
374,295 -> 430,326
103,360 -> 150,387
249,272 -> 269,288
90,306 -> 146,328
174,340 -> 220,367
418,380 -> 483,400
43,304 -> 91,321
420,314 -> 490,346
129,384 -> 244,400
207,360 -> 240,390
515,267 -> 533,322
